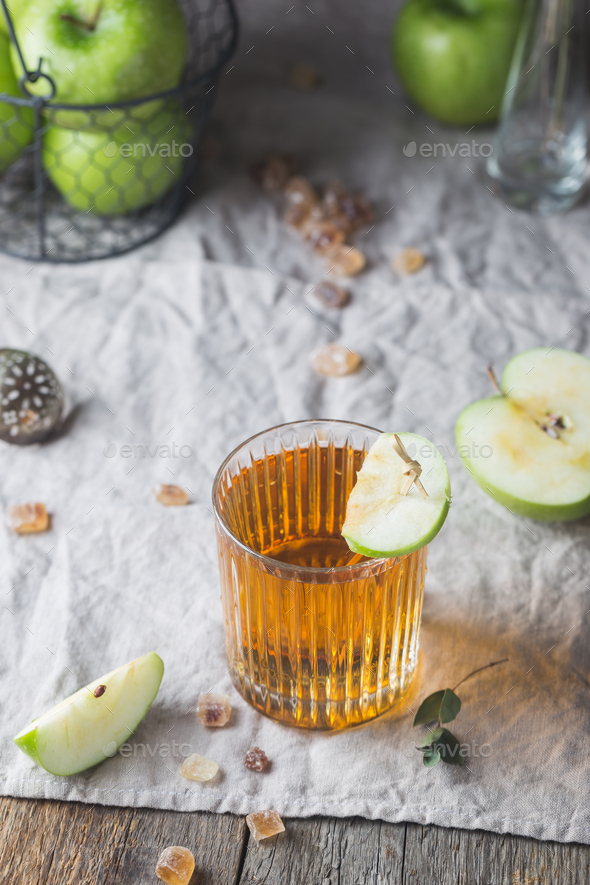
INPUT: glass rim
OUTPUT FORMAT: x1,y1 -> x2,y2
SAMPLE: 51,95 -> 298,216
211,418 -> 405,576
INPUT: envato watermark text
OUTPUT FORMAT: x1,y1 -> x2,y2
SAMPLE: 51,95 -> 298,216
403,140 -> 493,159
103,740 -> 192,758
406,442 -> 493,460
402,738 -> 493,760
103,142 -> 194,159
103,441 -> 194,459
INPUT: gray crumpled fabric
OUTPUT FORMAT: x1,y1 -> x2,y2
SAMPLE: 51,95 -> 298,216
2,0 -> 590,844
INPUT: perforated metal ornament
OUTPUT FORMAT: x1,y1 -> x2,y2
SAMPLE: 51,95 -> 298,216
0,348 -> 64,444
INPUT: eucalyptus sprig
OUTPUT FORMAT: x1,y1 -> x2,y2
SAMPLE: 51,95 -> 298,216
413,658 -> 508,769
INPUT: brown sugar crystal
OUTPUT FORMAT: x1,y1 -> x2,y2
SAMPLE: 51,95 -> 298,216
322,180 -> 374,234
392,247 -> 426,275
253,155 -> 295,193
314,280 -> 349,308
302,220 -> 345,254
326,244 -> 366,277
245,747 -> 269,772
284,176 -> 319,209
196,691 -> 231,727
155,846 -> 195,885
154,484 -> 189,506
310,344 -> 361,377
246,809 -> 285,842
6,502 -> 49,534
180,753 -> 219,782
288,63 -> 322,91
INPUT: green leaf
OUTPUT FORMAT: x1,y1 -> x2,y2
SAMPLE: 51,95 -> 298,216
413,688 -> 462,727
439,688 -> 461,724
422,747 -> 441,768
420,726 -> 443,748
433,728 -> 465,767
413,690 -> 445,727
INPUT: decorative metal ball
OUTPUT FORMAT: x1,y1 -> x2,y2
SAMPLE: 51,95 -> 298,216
0,349 -> 64,445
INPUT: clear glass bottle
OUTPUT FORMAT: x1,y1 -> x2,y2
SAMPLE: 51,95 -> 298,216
488,0 -> 587,214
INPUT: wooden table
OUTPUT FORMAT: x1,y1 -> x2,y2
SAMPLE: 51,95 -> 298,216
2,797 -> 588,883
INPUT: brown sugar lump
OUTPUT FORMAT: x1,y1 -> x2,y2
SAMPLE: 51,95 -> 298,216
196,691 -> 231,727
245,747 -> 269,772
180,753 -> 219,782
154,484 -> 189,506
392,247 -> 426,275
155,846 -> 195,885
310,344 -> 361,377
246,809 -> 285,842
6,502 -> 49,534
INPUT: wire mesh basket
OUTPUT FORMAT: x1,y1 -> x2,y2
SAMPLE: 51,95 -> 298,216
0,0 -> 237,262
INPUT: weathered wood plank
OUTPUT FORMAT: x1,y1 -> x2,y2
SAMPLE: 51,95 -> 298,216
239,816 -> 406,885
403,822 -> 590,885
0,797 -> 247,885
3,796 -> 590,885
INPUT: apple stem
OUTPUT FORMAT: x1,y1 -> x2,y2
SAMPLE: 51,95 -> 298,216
445,0 -> 481,15
391,434 -> 429,500
60,2 -> 103,32
487,365 -> 503,396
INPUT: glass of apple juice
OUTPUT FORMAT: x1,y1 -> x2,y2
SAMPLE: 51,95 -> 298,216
212,420 -> 435,730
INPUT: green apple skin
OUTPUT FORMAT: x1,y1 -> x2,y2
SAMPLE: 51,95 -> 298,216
0,0 -> 25,36
14,651 -> 164,776
0,32 -> 34,172
344,497 -> 450,559
43,109 -> 191,215
392,0 -> 523,126
342,432 -> 451,559
456,348 -> 590,522
11,0 -> 186,108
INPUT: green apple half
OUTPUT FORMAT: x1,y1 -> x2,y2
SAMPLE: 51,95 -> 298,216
43,108 -> 191,215
0,32 -> 34,172
456,348 -> 590,521
14,651 -> 164,776
342,432 -> 451,558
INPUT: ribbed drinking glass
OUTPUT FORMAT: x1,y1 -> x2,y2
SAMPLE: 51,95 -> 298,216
212,420 -> 427,730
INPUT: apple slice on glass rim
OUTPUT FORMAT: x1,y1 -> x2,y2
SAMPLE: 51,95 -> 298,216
13,651 -> 164,776
342,432 -> 451,559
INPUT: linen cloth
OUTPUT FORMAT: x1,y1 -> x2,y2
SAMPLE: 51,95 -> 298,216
2,0 -> 590,844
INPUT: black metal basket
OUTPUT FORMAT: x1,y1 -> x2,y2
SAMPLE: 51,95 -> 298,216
0,0 -> 237,262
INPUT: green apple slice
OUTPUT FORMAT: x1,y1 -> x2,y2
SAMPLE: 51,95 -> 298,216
14,651 -> 164,776
342,432 -> 451,558
455,348 -> 590,521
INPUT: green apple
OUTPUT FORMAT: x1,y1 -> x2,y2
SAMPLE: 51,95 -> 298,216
14,651 -> 164,776
0,32 -> 33,171
11,0 -> 186,123
43,108 -> 191,215
342,432 -> 451,558
456,348 -> 590,521
0,0 -> 25,36
392,0 -> 523,126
